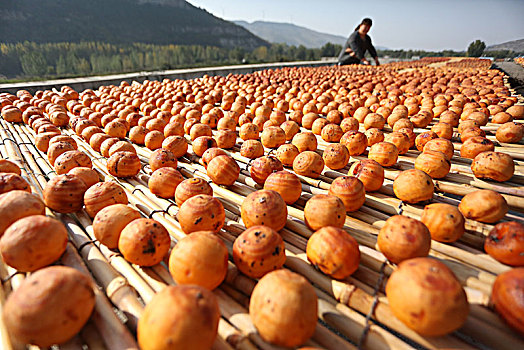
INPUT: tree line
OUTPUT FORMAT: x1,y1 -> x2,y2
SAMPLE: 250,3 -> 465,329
375,40 -> 523,60
1,41 -> 521,82
0,41 -> 341,82
377,48 -> 523,60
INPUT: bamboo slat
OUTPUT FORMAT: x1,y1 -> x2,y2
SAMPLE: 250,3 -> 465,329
60,243 -> 139,350
142,134 -> 522,347
52,127 -> 424,349
0,279 -> 14,350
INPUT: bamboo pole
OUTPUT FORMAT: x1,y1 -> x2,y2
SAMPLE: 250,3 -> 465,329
79,322 -> 109,350
183,146 -> 520,348
215,316 -> 260,350
73,212 -> 158,304
3,74 -> 522,350
219,140 -> 524,234
58,335 -> 85,350
126,186 -> 418,350
179,157 -> 500,292
218,210 -> 476,349
3,129 -> 147,333
212,337 -> 235,350
201,160 -> 496,300
62,124 -> 438,348
53,133 -> 269,350
0,123 -> 144,348
62,213 -> 146,331
124,186 -> 362,350
60,243 -> 139,350
0,279 -> 14,350
3,122 -> 149,329
218,281 -> 359,350
2,126 -> 462,318
151,264 -> 261,350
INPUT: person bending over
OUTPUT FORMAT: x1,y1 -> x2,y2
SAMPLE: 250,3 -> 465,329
338,18 -> 380,66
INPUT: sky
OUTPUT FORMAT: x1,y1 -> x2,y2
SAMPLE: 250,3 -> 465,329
186,0 -> 524,51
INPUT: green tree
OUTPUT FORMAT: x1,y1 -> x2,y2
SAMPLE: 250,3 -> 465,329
296,45 -> 307,60
122,56 -> 133,71
109,55 -> 122,71
56,55 -> 68,76
130,50 -> 144,69
2,40 -> 351,81
467,40 -> 486,57
229,47 -> 245,63
76,58 -> 91,75
252,46 -> 268,62
20,51 -> 47,77
321,42 -> 340,57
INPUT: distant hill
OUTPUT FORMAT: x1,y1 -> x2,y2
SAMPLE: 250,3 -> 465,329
0,0 -> 268,49
486,39 -> 524,52
234,20 -> 346,48
234,20 -> 388,50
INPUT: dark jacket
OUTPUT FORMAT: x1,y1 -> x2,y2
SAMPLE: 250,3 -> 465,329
337,31 -> 378,65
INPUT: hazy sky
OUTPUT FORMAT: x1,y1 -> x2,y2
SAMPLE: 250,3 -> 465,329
186,0 -> 524,51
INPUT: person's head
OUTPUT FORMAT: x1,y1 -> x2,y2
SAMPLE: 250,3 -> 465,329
355,18 -> 372,35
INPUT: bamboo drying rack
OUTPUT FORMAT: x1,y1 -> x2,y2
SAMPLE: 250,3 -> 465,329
0,59 -> 523,350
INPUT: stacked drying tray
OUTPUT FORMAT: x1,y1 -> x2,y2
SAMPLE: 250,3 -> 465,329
0,57 -> 523,350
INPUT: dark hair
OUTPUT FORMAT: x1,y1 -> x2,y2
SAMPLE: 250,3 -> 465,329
355,18 -> 373,31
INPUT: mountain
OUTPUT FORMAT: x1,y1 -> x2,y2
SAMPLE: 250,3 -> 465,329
234,20 -> 388,50
0,0 -> 268,50
486,39 -> 524,52
234,20 -> 346,48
